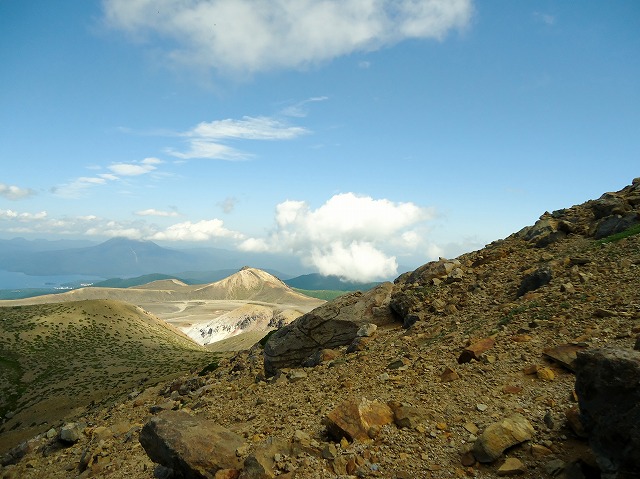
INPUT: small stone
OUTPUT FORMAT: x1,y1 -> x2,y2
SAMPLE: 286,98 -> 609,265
560,283 -> 575,294
60,423 -> 83,444
530,444 -> 553,458
458,338 -> 496,364
464,423 -> 479,435
323,397 -> 394,442
523,364 -> 539,375
356,323 -> 377,337
440,367 -> 460,382
502,385 -> 523,395
512,334 -> 533,343
387,358 -> 409,370
497,457 -> 525,476
544,459 -> 566,476
477,404 -> 488,412
287,370 -> 308,382
460,451 -> 476,467
537,368 -> 556,381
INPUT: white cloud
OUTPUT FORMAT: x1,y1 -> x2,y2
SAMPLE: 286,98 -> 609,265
150,219 -> 244,241
311,241 -> 398,279
54,158 -> 165,198
135,208 -> 179,217
241,192 -> 433,281
0,183 -> 36,200
108,158 -> 158,176
192,117 -> 307,140
53,176 -> 110,199
0,209 -> 47,221
103,0 -> 472,75
169,116 -> 309,160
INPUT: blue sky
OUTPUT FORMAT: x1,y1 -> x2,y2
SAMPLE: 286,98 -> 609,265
0,1 -> 638,281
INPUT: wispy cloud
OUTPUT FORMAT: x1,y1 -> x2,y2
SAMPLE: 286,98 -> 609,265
108,157 -> 162,176
168,116 -> 309,160
54,158 -> 165,198
533,12 -> 556,26
0,183 -> 36,200
280,97 -> 329,118
218,197 -> 238,214
103,0 -> 472,75
135,208 -> 179,217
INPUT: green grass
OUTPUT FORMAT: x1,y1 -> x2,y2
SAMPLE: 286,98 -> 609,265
596,223 -> 640,244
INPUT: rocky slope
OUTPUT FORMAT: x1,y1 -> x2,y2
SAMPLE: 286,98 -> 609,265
1,179 -> 639,479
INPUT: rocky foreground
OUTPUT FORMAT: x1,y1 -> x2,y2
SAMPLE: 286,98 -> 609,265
1,179 -> 640,479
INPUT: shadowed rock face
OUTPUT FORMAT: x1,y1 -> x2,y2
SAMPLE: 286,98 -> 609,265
575,348 -> 640,479
139,410 -> 243,478
263,282 -> 395,376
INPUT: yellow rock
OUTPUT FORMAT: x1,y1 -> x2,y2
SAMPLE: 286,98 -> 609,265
537,368 -> 556,381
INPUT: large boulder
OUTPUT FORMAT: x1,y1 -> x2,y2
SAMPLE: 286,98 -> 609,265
139,410 -> 243,478
574,348 -> 640,479
263,282 -> 395,376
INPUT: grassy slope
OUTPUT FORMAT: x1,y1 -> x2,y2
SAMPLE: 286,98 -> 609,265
0,299 -> 218,452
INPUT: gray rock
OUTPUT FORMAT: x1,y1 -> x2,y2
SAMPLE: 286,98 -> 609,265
139,410 -> 243,478
59,423 -> 84,444
593,213 -> 640,239
516,267 -> 552,297
263,282 -> 395,376
574,347 -> 640,478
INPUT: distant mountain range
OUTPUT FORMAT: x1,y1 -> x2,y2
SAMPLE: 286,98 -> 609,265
0,237 -> 383,294
0,237 -> 307,278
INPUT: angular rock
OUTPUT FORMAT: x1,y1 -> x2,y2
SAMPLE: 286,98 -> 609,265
264,282 -> 395,376
440,366 -> 460,382
241,436 -> 291,479
497,457 -> 526,476
574,347 -> 640,478
356,323 -> 377,337
517,267 -> 552,298
458,338 -> 496,364
472,414 -> 535,463
593,213 -> 640,239
543,344 -> 586,372
323,397 -> 394,442
387,402 -> 431,429
59,423 -> 84,444
139,410 -> 243,478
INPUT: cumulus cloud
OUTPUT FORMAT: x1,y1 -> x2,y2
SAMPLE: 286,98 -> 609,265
0,209 -> 47,221
150,219 -> 244,241
0,183 -> 36,200
240,192 -> 434,281
103,0 -> 472,75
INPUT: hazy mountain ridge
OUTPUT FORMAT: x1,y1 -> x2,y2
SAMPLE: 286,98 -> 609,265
0,238 -> 310,278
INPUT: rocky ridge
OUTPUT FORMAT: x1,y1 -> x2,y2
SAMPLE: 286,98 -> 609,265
2,179 -> 640,478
